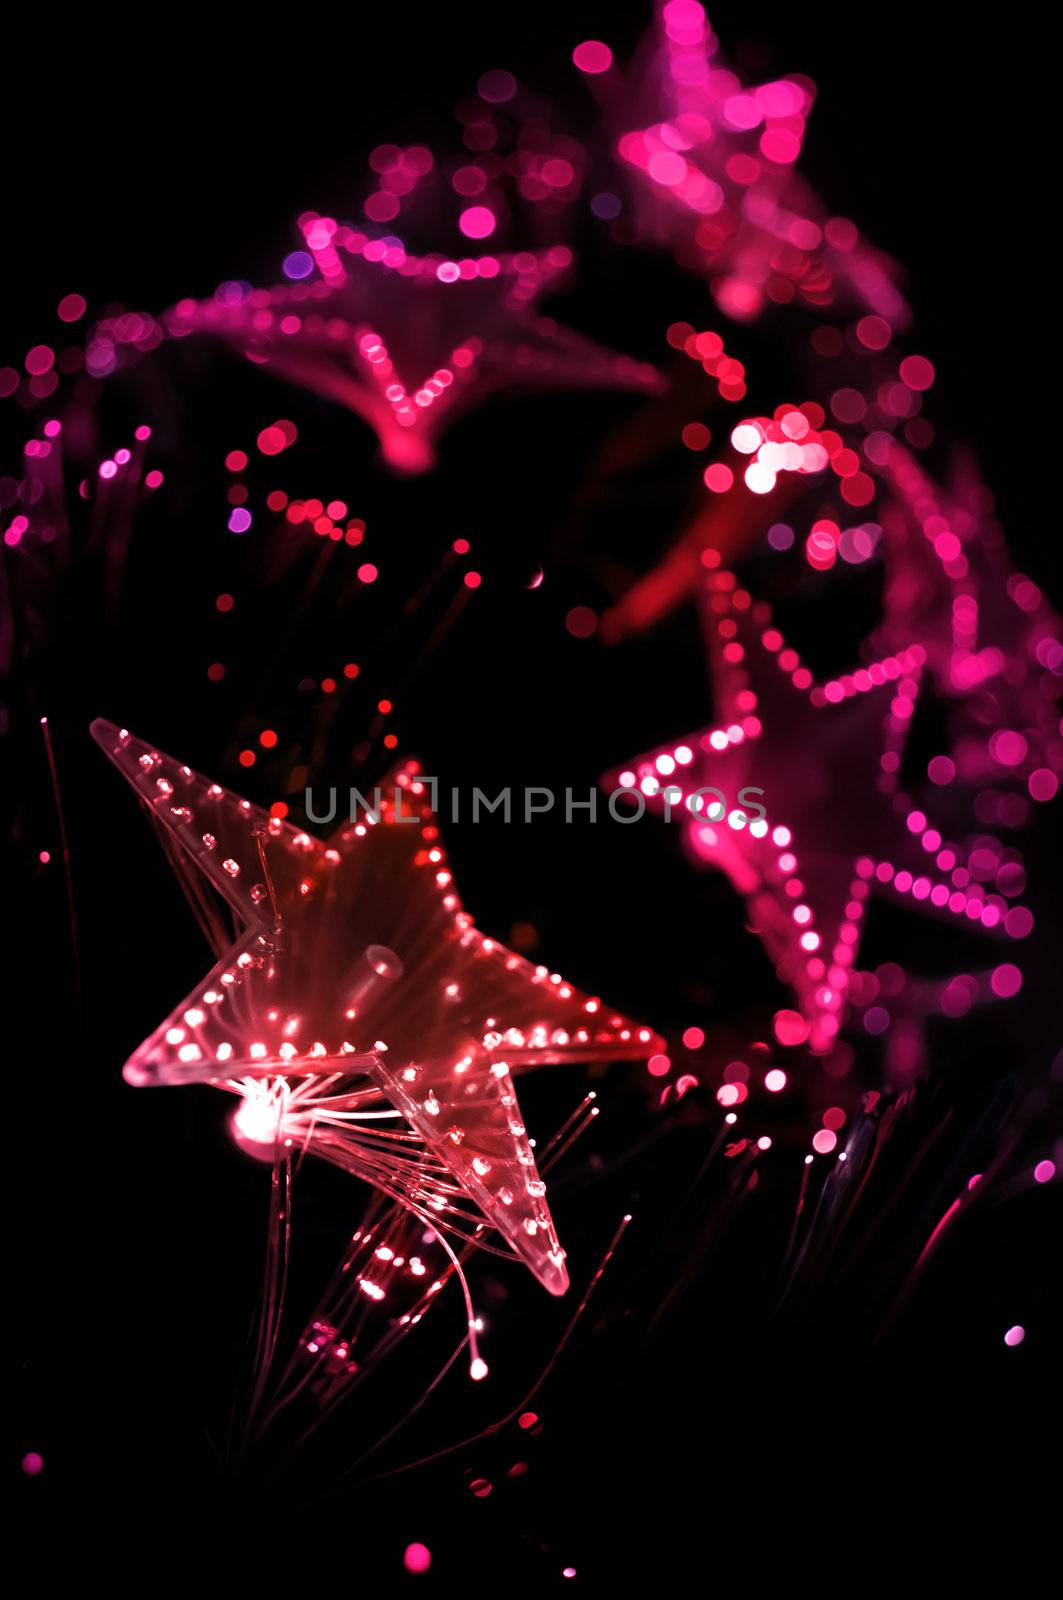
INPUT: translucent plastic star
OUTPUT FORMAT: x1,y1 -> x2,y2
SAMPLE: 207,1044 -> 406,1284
92,719 -> 662,1295
611,1 -> 906,326
166,226 -> 662,473
603,569 -> 1028,1053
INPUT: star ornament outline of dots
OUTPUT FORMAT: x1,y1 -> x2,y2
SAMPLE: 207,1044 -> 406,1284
603,569 -> 1030,1054
165,227 -> 663,475
91,719 -> 663,1296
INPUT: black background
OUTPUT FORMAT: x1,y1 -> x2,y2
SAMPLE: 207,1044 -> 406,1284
6,2 -> 1059,1584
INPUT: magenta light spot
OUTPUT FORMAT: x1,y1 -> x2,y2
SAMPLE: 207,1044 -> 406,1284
1028,768 -> 1058,802
573,39 -> 613,74
1033,1159 -> 1055,1184
26,344 -> 55,376
404,1543 -> 432,1574
812,1129 -> 838,1155
1003,1325 -> 1025,1348
459,206 -> 497,240
990,963 -> 1022,998
647,1053 -> 671,1077
357,563 -> 378,584
21,1452 -> 43,1477
682,1026 -> 705,1050
989,730 -> 1027,767
228,508 -> 252,535
928,754 -> 955,786
58,293 -> 86,323
478,69 -> 517,103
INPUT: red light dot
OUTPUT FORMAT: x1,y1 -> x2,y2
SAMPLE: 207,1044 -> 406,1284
270,802 -> 289,820
207,662 -> 226,681
899,354 -> 935,391
239,749 -> 256,768
682,422 -> 711,451
57,294 -> 86,323
572,39 -> 613,74
518,1411 -> 539,1429
383,733 -> 398,749
378,699 -> 393,715
565,605 -> 597,639
822,1106 -> 846,1131
682,1026 -> 705,1050
321,678 -> 337,695
453,538 -> 470,554
215,593 -> 234,613
647,1053 -> 671,1077
856,316 -> 891,351
404,1544 -> 431,1575
464,571 -> 482,589
357,563 -> 378,583
704,463 -> 734,493
259,729 -> 278,749
812,1129 -> 838,1155
225,450 -> 248,472
774,1009 -> 810,1046
343,662 -> 360,679
267,489 -> 288,511
257,424 -> 293,456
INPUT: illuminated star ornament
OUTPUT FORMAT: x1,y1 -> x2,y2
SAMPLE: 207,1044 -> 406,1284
604,570 -> 1030,1053
605,1 -> 907,326
166,219 -> 662,473
92,720 -> 661,1306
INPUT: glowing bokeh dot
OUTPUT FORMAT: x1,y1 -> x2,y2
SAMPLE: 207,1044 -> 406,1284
404,1544 -> 432,1574
1003,1325 -> 1025,1348
565,605 -> 597,639
774,1009 -> 810,1046
573,39 -> 613,73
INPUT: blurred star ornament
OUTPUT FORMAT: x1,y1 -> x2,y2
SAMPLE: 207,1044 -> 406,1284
608,1 -> 906,326
92,720 -> 661,1297
166,226 -> 662,474
604,569 -> 1028,1053
874,446 -> 1063,806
